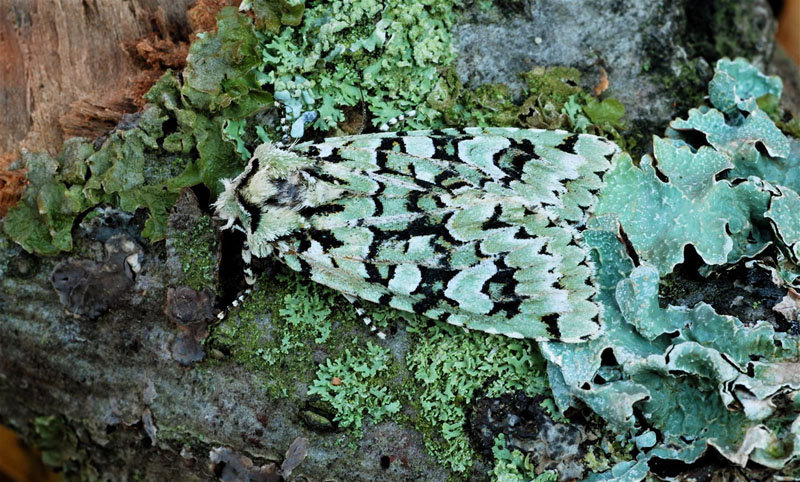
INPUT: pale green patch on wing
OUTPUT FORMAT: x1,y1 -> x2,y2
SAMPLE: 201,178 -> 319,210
279,128 -> 619,341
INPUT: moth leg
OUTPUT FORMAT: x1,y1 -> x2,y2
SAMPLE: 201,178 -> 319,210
274,100 -> 318,149
273,101 -> 291,148
342,294 -> 387,340
379,109 -> 417,132
216,241 -> 256,321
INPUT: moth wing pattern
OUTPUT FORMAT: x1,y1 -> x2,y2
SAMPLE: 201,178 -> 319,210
217,127 -> 619,342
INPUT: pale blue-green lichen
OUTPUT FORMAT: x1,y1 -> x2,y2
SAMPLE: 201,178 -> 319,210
404,317 -> 549,473
307,341 -> 401,433
544,59 -> 800,480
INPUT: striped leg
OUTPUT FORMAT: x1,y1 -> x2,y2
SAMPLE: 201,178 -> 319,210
275,101 -> 291,148
379,109 -> 417,132
343,294 -> 386,340
217,241 -> 256,321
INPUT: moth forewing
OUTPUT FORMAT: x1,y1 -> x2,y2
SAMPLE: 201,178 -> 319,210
215,128 -> 621,342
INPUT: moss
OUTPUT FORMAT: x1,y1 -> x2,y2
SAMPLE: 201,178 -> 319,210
683,0 -> 770,62
157,424 -> 207,450
640,0 -> 772,122
208,268 -> 367,399
429,65 -> 628,152
170,215 -> 218,291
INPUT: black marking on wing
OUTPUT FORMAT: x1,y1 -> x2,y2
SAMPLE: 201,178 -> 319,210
307,203 -> 346,217
482,205 -> 514,231
505,138 -> 540,179
541,313 -> 561,338
365,263 -> 383,284
555,134 -> 579,154
378,136 -> 396,153
513,226 -> 535,240
484,257 -> 522,317
309,229 -> 345,251
235,158 -> 262,232
406,189 -> 422,212
376,150 -> 390,170
297,257 -> 313,277
410,266 -> 455,296
412,295 -> 440,314
430,136 -> 458,162
405,212 -> 460,246
372,197 -> 384,216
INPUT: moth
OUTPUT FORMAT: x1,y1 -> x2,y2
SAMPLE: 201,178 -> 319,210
214,127 -> 619,342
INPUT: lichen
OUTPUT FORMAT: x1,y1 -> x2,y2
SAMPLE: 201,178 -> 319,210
307,341 -> 400,433
403,317 -> 549,473
32,416 -> 101,481
490,433 -> 558,482
544,59 -> 800,479
207,268 -> 368,400
243,0 -> 460,132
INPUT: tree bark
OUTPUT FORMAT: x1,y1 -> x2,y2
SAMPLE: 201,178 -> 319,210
1,1 -> 799,481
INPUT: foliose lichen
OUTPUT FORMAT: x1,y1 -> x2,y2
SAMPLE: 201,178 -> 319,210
544,58 -> 800,480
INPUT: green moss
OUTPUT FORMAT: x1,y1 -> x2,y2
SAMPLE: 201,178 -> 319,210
758,93 -> 800,138
431,66 -> 628,150
157,424 -> 207,450
170,215 -> 218,291
402,318 -> 549,473
208,268 -> 366,399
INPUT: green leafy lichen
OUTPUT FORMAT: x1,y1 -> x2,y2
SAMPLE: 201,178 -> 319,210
209,270 -> 346,378
404,318 -> 549,473
32,416 -> 100,482
3,146 -> 92,255
307,341 -> 401,432
247,0 -> 459,131
546,59 -> 800,479
491,433 -> 558,482
3,8 -> 270,255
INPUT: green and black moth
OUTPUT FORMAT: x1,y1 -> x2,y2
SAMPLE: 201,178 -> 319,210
214,127 -> 619,342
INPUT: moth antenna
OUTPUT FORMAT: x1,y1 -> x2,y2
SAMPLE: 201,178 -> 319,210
379,109 -> 417,132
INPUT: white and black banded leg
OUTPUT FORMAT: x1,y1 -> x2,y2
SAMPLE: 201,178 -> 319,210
379,109 -> 417,132
216,241 -> 257,321
274,101 -> 292,148
343,294 -> 386,340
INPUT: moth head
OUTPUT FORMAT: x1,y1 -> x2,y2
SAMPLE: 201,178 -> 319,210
251,142 -> 312,176
214,177 -> 248,232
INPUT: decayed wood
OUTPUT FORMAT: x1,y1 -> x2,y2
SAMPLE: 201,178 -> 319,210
0,0 -> 194,160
